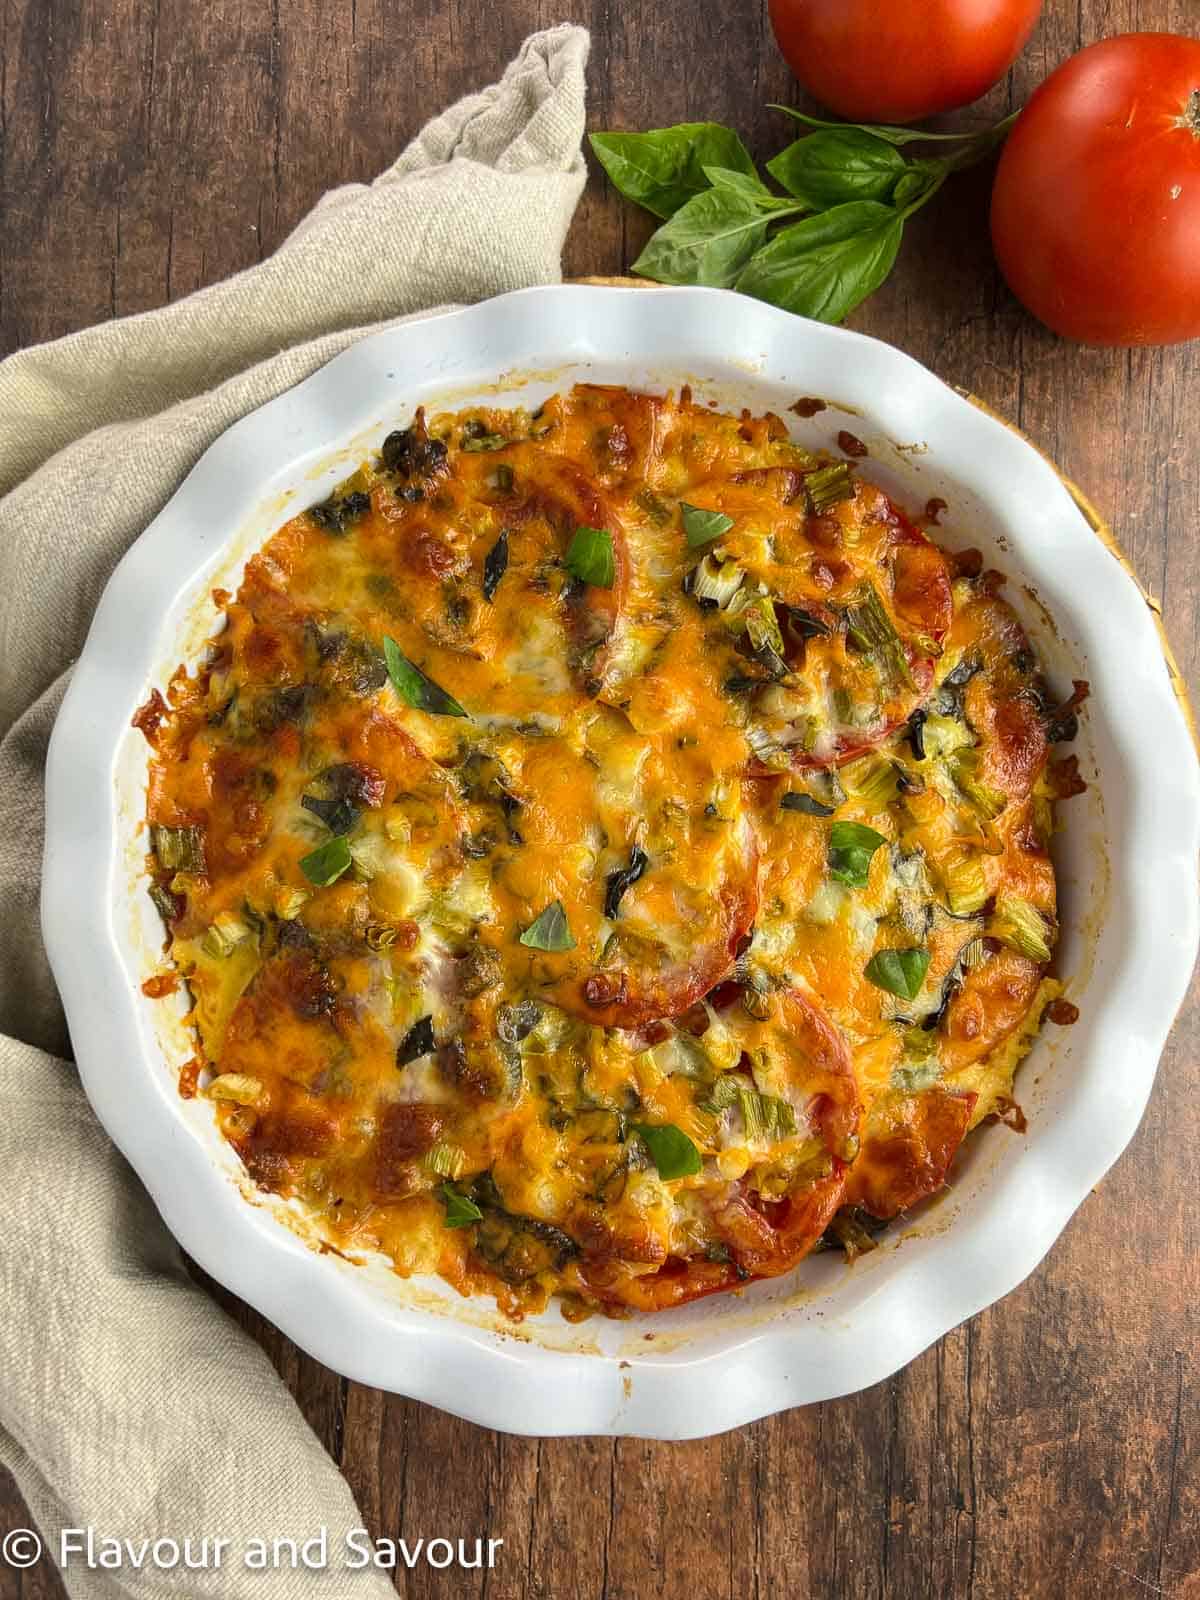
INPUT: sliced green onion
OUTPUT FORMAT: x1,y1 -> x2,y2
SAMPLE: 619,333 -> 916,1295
828,820 -> 886,888
518,899 -> 576,952
461,433 -> 508,452
745,724 -> 791,771
958,936 -> 989,970
423,1142 -> 467,1179
843,584 -> 913,691
564,525 -> 616,588
299,835 -> 353,887
701,1076 -> 796,1139
804,462 -> 855,514
944,853 -> 989,916
201,911 -> 252,959
681,502 -> 735,548
841,753 -> 901,811
728,590 -> 786,668
148,883 -> 181,923
274,887 -> 310,920
151,824 -> 206,874
633,1121 -> 702,1180
920,712 -> 974,760
690,552 -> 744,609
440,1184 -> 483,1228
990,895 -> 1054,964
864,946 -> 930,1001
948,749 -> 1007,820
383,635 -> 468,718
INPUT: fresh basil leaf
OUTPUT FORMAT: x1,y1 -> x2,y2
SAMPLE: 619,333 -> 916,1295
767,129 -> 906,208
701,165 -> 792,208
781,790 -> 836,818
590,123 -> 758,219
634,1122 -> 702,1180
892,164 -> 942,210
736,201 -> 905,324
681,502 -> 735,547
382,635 -> 469,718
564,525 -> 616,588
519,899 -> 576,952
440,1184 -> 483,1229
299,835 -> 353,888
864,947 -> 931,1001
828,820 -> 887,888
633,188 -> 792,288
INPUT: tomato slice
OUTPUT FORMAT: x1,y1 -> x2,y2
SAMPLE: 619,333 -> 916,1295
842,1088 -> 977,1221
556,816 -> 759,1029
705,984 -> 860,1277
742,496 -> 951,774
579,986 -> 858,1310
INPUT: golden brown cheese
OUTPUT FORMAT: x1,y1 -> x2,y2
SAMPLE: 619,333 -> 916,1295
139,384 -> 1086,1317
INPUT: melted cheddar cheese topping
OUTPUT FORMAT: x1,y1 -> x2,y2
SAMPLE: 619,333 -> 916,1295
140,385 -> 1084,1317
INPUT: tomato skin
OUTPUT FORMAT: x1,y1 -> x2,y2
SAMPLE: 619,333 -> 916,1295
767,0 -> 1043,124
991,34 -> 1200,346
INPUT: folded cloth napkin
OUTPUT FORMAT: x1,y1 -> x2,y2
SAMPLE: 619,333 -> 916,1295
0,24 -> 588,1597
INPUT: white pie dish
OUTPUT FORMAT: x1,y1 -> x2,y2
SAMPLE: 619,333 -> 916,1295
42,284 -> 1200,1438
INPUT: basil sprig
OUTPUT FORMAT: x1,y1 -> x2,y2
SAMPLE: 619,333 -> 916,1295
590,112 -> 1014,324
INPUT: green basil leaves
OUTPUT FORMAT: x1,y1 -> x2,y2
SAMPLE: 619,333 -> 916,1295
518,899 -> 576,952
864,947 -> 931,1001
681,502 -> 735,548
828,821 -> 887,888
590,123 -> 758,219
383,635 -> 468,718
565,525 -> 616,588
634,1122 -> 702,1181
591,112 -> 1013,325
440,1185 -> 483,1229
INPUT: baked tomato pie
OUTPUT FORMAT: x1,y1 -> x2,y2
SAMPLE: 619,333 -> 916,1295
137,384 -> 1086,1317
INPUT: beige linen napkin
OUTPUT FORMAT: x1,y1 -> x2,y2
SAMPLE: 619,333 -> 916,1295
0,24 -> 588,1597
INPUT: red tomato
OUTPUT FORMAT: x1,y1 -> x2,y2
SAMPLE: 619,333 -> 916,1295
767,0 -> 1043,124
991,34 -> 1200,346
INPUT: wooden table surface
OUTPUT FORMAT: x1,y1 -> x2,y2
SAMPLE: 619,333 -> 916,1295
3,2 -> 1197,1596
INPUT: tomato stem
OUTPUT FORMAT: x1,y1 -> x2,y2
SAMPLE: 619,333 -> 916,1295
1184,89 -> 1200,138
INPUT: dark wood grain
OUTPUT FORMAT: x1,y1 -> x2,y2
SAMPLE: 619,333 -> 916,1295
3,1 -> 1198,1596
